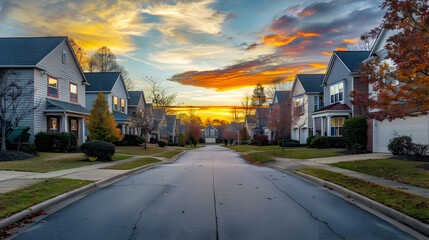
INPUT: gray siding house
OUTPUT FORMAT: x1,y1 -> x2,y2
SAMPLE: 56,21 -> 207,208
127,90 -> 147,136
84,72 -> 130,134
203,125 -> 218,143
0,36 -> 89,144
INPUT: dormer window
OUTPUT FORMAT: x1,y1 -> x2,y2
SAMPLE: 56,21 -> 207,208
48,76 -> 58,98
330,82 -> 344,104
62,50 -> 67,64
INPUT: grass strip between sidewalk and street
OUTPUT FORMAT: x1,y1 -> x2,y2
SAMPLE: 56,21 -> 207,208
297,168 -> 429,224
226,145 -> 285,152
242,153 -> 275,165
330,158 -> 429,189
0,179 -> 93,219
155,150 -> 184,159
268,148 -> 346,159
115,146 -> 165,155
101,157 -> 161,170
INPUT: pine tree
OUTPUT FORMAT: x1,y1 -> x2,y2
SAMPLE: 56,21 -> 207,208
240,125 -> 250,143
86,92 -> 123,142
252,83 -> 266,108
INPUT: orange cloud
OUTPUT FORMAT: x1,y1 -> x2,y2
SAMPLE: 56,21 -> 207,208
322,52 -> 333,56
309,63 -> 327,69
344,39 -> 358,43
297,32 -> 321,37
335,48 -> 348,51
330,28 -> 340,33
262,34 -> 296,47
323,41 -> 333,44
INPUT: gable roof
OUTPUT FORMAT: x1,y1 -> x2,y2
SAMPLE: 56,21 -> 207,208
166,115 -> 176,133
153,108 -> 166,119
296,74 -> 324,93
273,91 -> 291,103
128,91 -> 144,106
312,102 -> 351,113
245,115 -> 256,124
204,125 -> 218,131
334,51 -> 370,73
0,37 -> 66,66
84,72 -> 121,92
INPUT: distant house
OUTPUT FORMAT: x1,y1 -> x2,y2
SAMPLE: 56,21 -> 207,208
311,51 -> 369,139
0,36 -> 90,144
290,74 -> 324,144
84,72 -> 131,134
166,115 -> 177,143
203,125 -> 218,143
269,90 -> 291,141
127,90 -> 147,136
254,108 -> 269,139
245,115 -> 257,140
152,108 -> 168,141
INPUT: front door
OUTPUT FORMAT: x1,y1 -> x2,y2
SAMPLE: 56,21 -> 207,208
69,118 -> 79,143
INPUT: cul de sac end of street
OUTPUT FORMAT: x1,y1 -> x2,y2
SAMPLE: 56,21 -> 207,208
0,0 -> 428,239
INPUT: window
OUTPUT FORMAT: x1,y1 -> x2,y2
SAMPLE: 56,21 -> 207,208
70,83 -> 78,102
294,97 -> 303,115
120,99 -> 125,112
48,117 -> 59,133
313,96 -> 320,111
113,96 -> 118,111
210,130 -> 214,136
62,50 -> 67,64
70,119 -> 78,131
330,82 -> 344,104
330,117 -> 345,136
48,76 -> 58,97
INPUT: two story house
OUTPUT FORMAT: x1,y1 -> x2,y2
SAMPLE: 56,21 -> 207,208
84,72 -> 131,134
203,125 -> 218,143
127,90 -> 147,136
311,51 -> 369,138
290,74 -> 324,144
0,37 -> 90,144
268,91 -> 291,141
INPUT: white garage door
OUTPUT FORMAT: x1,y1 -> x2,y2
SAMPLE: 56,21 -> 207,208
374,115 -> 429,153
300,128 -> 308,145
205,137 -> 216,144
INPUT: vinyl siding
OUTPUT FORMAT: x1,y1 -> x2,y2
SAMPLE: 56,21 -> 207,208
324,56 -> 352,108
110,76 -> 128,114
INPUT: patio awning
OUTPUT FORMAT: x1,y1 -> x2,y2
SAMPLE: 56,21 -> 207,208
44,99 -> 90,115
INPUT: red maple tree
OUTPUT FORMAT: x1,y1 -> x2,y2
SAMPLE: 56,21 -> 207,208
351,0 -> 429,121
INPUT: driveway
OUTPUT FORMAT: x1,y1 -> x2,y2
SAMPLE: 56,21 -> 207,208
11,145 -> 415,240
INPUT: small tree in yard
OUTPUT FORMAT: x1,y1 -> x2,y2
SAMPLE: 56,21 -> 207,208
240,125 -> 250,144
186,124 -> 200,146
222,130 -> 236,145
86,92 -> 123,142
343,116 -> 367,153
178,132 -> 186,146
0,70 -> 40,153
268,103 -> 291,151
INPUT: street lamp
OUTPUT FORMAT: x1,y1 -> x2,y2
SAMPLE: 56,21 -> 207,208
237,130 -> 239,146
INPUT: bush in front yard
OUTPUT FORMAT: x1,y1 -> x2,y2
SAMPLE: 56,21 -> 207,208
80,140 -> 115,161
387,136 -> 412,156
35,132 -> 77,152
115,134 -> 145,146
52,132 -> 71,152
306,135 -> 317,146
310,136 -> 346,148
343,116 -> 367,153
35,132 -> 54,152
254,135 -> 268,146
278,139 -> 300,147
178,133 -> 186,147
158,141 -> 167,147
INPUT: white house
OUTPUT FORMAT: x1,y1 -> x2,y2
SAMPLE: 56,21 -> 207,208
311,51 -> 369,138
365,29 -> 429,153
290,74 -> 324,144
204,125 -> 218,143
84,72 -> 131,134
0,36 -> 90,144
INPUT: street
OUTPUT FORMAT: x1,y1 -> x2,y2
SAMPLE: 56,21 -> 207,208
12,145 -> 415,240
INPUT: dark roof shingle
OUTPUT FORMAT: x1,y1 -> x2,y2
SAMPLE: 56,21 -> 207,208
84,72 -> 121,92
273,91 -> 291,103
296,74 -> 325,93
45,99 -> 90,115
128,91 -> 143,106
334,51 -> 370,72
313,102 -> 351,113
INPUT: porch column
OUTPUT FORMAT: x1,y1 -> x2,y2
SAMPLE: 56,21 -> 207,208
312,117 -> 316,136
81,118 -> 86,144
126,125 -> 129,134
327,116 -> 332,136
321,117 -> 325,136
122,124 -> 125,135
63,114 -> 68,133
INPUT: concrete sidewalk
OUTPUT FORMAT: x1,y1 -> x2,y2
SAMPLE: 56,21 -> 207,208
0,154 -> 168,194
265,153 -> 429,199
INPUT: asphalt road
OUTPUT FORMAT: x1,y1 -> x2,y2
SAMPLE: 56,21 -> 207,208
12,145 -> 415,240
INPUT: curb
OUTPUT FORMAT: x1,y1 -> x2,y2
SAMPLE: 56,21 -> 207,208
0,162 -> 162,230
268,164 -> 429,237
165,150 -> 187,164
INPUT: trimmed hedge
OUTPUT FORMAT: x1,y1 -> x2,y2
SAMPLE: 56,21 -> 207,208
387,136 -> 428,156
158,141 -> 167,147
34,132 -> 76,152
309,136 -> 346,148
254,135 -> 268,146
306,135 -> 317,146
81,140 -> 115,161
343,116 -> 367,153
115,134 -> 145,146
278,139 -> 300,147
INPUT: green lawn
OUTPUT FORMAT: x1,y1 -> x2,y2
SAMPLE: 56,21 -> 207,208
242,153 -> 276,165
268,148 -> 345,159
101,157 -> 161,170
330,159 -> 429,189
297,168 -> 429,224
226,145 -> 286,152
0,178 -> 93,219
155,150 -> 184,159
115,146 -> 165,155
0,152 -> 133,173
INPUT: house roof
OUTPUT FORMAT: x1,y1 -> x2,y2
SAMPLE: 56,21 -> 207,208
84,72 -> 121,92
334,51 -> 370,72
204,125 -> 218,131
273,91 -> 291,103
245,115 -> 256,124
153,108 -> 166,119
166,115 -> 176,133
128,91 -> 144,106
312,102 -> 351,113
113,111 -> 130,121
229,122 -> 243,132
296,74 -> 324,93
0,37 -> 66,66
45,99 -> 90,115
255,108 -> 269,117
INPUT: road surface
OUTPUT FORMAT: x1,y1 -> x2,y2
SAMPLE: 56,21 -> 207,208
12,145 -> 415,239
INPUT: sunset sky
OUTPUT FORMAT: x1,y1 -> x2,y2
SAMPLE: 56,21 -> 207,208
0,0 -> 384,121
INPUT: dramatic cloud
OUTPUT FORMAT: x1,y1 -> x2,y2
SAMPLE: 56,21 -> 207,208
169,0 -> 383,91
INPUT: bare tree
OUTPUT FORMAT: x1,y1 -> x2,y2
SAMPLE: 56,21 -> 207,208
241,94 -> 253,118
267,80 -> 292,100
131,108 -> 155,148
231,105 -> 241,122
69,38 -> 88,71
268,102 -> 291,151
144,76 -> 178,113
0,70 -> 40,153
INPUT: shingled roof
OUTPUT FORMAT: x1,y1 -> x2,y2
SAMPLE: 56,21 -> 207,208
84,72 -> 121,92
296,74 -> 324,93
166,115 -> 176,133
273,91 -> 291,103
45,99 -> 90,115
313,102 -> 351,113
0,37 -> 66,66
128,91 -> 144,106
334,51 -> 370,72
153,109 -> 166,119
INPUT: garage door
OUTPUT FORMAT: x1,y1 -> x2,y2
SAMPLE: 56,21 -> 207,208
205,137 -> 216,144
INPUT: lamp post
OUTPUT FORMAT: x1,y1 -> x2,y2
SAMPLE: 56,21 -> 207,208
237,130 -> 239,146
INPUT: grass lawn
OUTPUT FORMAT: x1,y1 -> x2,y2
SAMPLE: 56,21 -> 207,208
268,148 -> 345,159
155,150 -> 184,159
242,153 -> 275,165
101,157 -> 161,170
0,178 -> 93,219
0,152 -> 133,173
297,168 -> 429,224
226,145 -> 286,152
330,159 -> 429,189
115,146 -> 165,155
